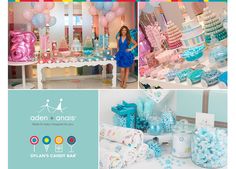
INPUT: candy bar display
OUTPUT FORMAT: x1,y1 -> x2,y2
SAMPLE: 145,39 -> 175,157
8,2 -> 138,89
139,2 -> 227,89
100,90 -> 227,169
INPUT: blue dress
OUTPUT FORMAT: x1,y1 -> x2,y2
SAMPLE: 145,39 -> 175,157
115,37 -> 134,68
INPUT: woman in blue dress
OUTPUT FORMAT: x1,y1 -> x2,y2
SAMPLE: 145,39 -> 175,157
115,26 -> 137,89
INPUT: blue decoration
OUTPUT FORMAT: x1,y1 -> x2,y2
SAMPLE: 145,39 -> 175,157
32,13 -> 46,29
99,34 -> 104,48
191,127 -> 227,168
103,2 -> 113,11
112,101 -> 136,128
201,69 -> 222,87
94,2 -> 104,10
175,68 -> 193,83
165,69 -> 179,81
181,45 -> 205,62
187,69 -> 205,85
147,118 -> 164,136
218,71 -> 227,86
209,44 -> 227,67
136,116 -> 149,132
160,109 -> 176,133
145,139 -> 162,158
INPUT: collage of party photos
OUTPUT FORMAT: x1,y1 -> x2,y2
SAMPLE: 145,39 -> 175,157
8,1 -> 228,169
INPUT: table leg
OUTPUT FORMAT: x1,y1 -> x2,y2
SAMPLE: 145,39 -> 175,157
102,65 -> 107,79
21,65 -> 26,88
112,63 -> 117,88
37,65 -> 43,89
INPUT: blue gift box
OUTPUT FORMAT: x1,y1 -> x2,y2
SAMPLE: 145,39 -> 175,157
187,69 -> 205,85
112,101 -> 137,128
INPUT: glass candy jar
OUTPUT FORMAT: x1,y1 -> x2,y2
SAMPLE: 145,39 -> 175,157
160,107 -> 176,133
209,43 -> 227,68
172,119 -> 194,158
147,115 -> 163,136
191,127 -> 227,168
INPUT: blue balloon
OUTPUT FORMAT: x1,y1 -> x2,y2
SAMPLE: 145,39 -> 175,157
103,2 -> 113,11
151,2 -> 160,7
49,16 -> 57,27
142,3 -> 155,14
102,9 -> 110,15
32,13 -> 46,29
94,2 -> 104,10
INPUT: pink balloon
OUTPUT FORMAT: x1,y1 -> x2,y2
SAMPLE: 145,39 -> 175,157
101,16 -> 108,27
23,10 -> 34,21
111,2 -> 119,11
45,14 -> 51,24
89,6 -> 97,16
115,7 -> 125,17
34,3 -> 46,13
45,2 -> 55,10
139,2 -> 146,10
106,11 -> 115,22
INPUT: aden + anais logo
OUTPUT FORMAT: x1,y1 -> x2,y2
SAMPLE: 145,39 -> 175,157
30,98 -> 77,122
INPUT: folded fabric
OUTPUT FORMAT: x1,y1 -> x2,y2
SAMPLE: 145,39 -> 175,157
100,139 -> 137,167
100,147 -> 123,169
100,124 -> 144,149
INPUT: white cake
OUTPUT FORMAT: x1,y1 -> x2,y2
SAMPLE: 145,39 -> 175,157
181,16 -> 205,48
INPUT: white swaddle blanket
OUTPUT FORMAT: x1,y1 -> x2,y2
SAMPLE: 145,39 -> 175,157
100,147 -> 123,169
136,143 -> 155,162
100,124 -> 144,149
100,139 -> 137,167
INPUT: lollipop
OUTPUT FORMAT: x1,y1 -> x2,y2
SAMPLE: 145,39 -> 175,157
30,136 -> 39,153
67,136 -> 77,153
42,136 -> 51,152
55,136 -> 64,153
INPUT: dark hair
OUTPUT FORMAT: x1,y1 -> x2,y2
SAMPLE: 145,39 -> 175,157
119,25 -> 131,45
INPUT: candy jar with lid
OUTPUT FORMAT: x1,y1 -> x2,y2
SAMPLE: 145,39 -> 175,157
172,119 -> 194,158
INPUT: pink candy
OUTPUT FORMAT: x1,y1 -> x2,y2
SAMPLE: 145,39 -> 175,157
9,31 -> 36,62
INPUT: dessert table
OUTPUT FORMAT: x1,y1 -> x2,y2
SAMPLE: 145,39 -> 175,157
8,61 -> 38,89
140,49 -> 227,89
37,59 -> 117,89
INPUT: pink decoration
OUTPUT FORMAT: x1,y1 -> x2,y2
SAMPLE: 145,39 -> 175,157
139,2 -> 146,10
34,3 -> 46,13
45,2 -> 55,10
23,10 -> 34,21
139,28 -> 145,42
9,31 -> 36,62
89,6 -> 97,16
40,35 -> 49,53
112,2 -> 119,11
139,39 -> 151,54
115,7 -> 125,17
106,11 -> 115,22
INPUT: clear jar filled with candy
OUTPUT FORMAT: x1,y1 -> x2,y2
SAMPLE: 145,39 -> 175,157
191,127 -> 227,168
